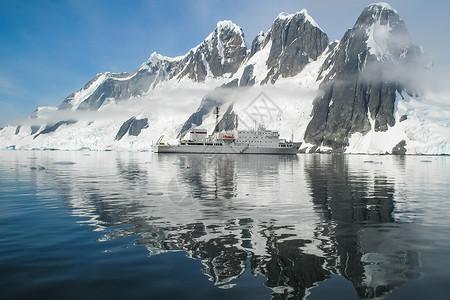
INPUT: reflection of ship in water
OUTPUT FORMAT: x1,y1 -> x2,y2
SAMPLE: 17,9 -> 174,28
45,152 -> 420,299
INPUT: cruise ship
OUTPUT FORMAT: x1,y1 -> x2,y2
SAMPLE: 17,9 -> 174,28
154,126 -> 301,155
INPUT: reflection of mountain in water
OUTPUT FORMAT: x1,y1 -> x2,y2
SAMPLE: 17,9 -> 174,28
41,152 -> 419,299
304,155 -> 420,299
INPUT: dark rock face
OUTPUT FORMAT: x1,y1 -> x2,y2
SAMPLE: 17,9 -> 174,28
392,140 -> 407,155
128,118 -> 149,136
177,51 -> 208,82
33,120 -> 77,139
30,126 -> 40,135
178,96 -> 222,139
239,65 -> 255,87
179,94 -> 240,139
178,21 -> 247,81
306,80 -> 401,149
115,117 -> 149,141
250,32 -> 268,57
262,11 -> 328,84
214,105 -> 237,132
305,4 -> 420,150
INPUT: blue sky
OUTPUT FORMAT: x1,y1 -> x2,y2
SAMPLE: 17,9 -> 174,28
0,0 -> 448,127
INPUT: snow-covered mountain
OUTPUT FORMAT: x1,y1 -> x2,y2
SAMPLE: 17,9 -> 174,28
304,3 -> 435,153
1,3 -> 448,154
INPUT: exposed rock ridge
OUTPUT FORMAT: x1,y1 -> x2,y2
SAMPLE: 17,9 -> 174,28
304,3 -> 421,150
115,116 -> 149,141
178,21 -> 247,82
59,21 -> 247,112
262,9 -> 329,84
179,10 -> 329,136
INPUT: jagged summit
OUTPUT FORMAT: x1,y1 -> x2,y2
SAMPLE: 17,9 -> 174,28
275,9 -> 322,30
215,20 -> 244,35
357,2 -> 410,60
185,20 -> 245,55
140,21 -> 244,69
357,2 -> 404,29
262,8 -> 328,83
59,20 -> 248,111
178,19 -> 247,81
356,2 -> 404,33
367,2 -> 397,13
145,52 -> 183,65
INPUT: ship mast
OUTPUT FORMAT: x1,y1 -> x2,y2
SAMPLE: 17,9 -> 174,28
215,106 -> 219,133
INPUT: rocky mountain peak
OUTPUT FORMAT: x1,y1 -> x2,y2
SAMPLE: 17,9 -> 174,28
215,20 -> 244,36
354,2 -> 410,60
202,20 -> 246,52
177,20 -> 247,81
357,2 -> 398,26
275,9 -> 322,30
304,2 -> 421,151
144,52 -> 182,66
262,8 -> 328,83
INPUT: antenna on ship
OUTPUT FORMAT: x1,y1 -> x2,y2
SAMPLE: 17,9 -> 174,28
215,106 -> 219,133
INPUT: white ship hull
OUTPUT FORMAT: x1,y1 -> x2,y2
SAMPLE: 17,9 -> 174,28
154,142 -> 301,155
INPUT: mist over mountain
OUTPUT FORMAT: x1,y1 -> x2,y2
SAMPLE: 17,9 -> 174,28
1,2 -> 448,154
305,3 -> 423,151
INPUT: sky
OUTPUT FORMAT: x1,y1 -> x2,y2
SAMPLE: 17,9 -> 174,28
0,0 -> 449,127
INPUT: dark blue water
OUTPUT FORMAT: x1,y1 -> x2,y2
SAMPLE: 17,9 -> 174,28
1,151 -> 449,299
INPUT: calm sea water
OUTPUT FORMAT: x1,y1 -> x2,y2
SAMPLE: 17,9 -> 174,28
0,150 -> 449,300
